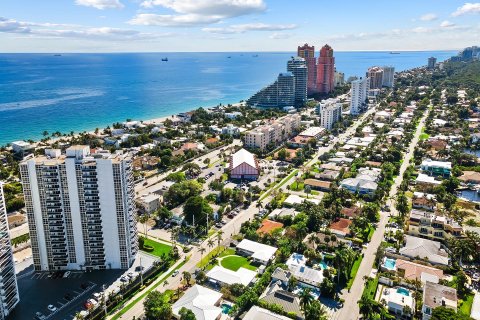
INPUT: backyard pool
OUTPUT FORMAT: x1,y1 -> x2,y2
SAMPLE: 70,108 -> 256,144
383,257 -> 396,270
318,260 -> 328,270
397,287 -> 410,296
221,303 -> 232,314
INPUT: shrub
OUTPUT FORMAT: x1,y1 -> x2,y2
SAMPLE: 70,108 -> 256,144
143,245 -> 154,252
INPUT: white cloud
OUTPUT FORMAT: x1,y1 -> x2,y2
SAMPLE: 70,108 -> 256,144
420,13 -> 438,21
411,26 -> 430,33
133,0 -> 266,27
75,0 -> 124,10
128,13 -> 221,26
0,17 -> 172,41
202,23 -> 297,34
440,20 -> 455,28
452,2 -> 480,16
269,32 -> 292,40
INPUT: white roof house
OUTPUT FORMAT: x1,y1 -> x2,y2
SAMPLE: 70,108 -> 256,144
380,287 -> 415,318
415,173 -> 441,185
206,266 -> 257,286
243,306 -> 292,320
229,148 -> 260,180
286,253 -> 324,288
283,194 -> 320,206
399,235 -> 449,266
172,285 -> 222,320
236,239 -> 277,265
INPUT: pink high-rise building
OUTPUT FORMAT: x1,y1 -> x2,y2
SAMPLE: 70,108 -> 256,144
297,43 -> 316,94
316,44 -> 335,94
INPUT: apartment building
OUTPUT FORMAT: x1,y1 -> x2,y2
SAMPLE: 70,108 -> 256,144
316,98 -> 342,130
0,183 -> 20,320
287,57 -> 308,106
350,77 -> 369,115
244,114 -> 301,151
247,73 -> 295,108
367,66 -> 384,89
19,146 -> 138,271
408,209 -> 463,241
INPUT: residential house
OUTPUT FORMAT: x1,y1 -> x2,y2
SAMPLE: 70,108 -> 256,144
304,179 -> 331,192
286,253 -> 324,288
206,266 -> 257,287
328,218 -> 352,238
260,281 -> 304,319
138,193 -> 162,214
459,171 -> 480,185
408,210 -> 463,241
243,306 -> 292,320
236,239 -> 277,265
379,286 -> 415,319
171,285 -> 222,320
399,235 -> 449,266
420,159 -> 451,177
422,282 -> 457,320
411,193 -> 436,211
257,220 -> 284,236
395,259 -> 444,284
315,170 -> 340,181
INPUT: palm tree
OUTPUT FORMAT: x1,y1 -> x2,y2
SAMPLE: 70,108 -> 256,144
207,239 -> 215,250
299,288 -> 313,310
182,271 -> 192,287
216,230 -> 224,249
171,226 -> 180,248
138,214 -> 149,238
199,247 -> 206,268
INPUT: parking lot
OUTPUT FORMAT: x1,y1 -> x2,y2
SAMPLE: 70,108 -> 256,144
10,252 -> 157,320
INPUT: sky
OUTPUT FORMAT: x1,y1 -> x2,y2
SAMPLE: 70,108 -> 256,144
1,0 -> 480,52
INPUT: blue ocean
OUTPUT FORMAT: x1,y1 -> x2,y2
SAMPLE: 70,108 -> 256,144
0,51 -> 455,145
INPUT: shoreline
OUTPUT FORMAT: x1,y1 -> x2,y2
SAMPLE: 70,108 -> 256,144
12,101 -> 245,148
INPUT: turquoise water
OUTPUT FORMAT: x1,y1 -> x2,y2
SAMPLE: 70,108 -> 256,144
384,258 -> 396,270
397,287 -> 410,296
0,51 -> 456,145
221,303 -> 232,314
319,260 -> 328,269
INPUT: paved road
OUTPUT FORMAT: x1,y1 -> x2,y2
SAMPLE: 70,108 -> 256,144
134,139 -> 242,195
111,107 -> 378,319
331,109 -> 429,320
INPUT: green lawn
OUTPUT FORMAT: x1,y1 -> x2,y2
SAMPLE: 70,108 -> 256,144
347,255 -> 364,289
459,292 -> 474,315
141,238 -> 172,257
290,181 -> 304,191
419,133 -> 430,140
220,255 -> 257,271
197,246 -> 225,268
362,277 -> 379,299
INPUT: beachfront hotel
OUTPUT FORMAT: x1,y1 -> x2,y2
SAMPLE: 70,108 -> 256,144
244,114 -> 301,151
0,183 -> 20,320
19,146 -> 138,271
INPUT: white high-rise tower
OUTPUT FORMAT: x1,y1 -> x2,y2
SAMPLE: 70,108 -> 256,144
350,77 -> 369,115
19,146 -> 138,271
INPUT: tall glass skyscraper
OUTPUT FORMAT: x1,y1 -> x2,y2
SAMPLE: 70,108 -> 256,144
287,57 -> 307,106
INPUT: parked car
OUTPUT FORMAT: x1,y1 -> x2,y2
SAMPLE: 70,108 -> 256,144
172,270 -> 179,277
63,271 -> 71,278
135,265 -> 145,272
35,312 -> 46,320
47,305 -> 57,312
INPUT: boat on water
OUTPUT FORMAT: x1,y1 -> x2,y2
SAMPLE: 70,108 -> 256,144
53,54 -> 62,56
161,57 -> 168,61
389,52 -> 400,54
252,54 -> 259,57
227,56 -> 231,58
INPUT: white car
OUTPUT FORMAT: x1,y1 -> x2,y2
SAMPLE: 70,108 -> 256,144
172,270 -> 179,277
63,271 -> 71,278
47,305 -> 57,312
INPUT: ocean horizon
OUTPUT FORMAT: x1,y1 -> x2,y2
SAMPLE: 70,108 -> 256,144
0,50 -> 455,145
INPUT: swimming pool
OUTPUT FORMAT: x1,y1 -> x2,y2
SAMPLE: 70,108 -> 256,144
397,287 -> 410,296
319,260 -> 328,270
383,258 -> 396,270
221,303 -> 232,314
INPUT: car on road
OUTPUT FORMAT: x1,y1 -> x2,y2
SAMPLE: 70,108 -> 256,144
63,271 -> 71,278
35,312 -> 46,320
135,265 -> 145,272
47,305 -> 57,312
172,270 -> 179,277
